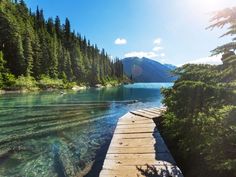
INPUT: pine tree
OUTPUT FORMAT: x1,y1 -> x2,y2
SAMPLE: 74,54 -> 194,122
207,7 -> 236,66
63,49 -> 73,81
0,0 -> 124,87
32,34 -> 42,78
19,0 -> 26,6
0,51 -> 6,73
57,41 -> 64,78
39,31 -> 50,75
48,34 -> 58,78
70,43 -> 85,81
16,34 -> 26,75
207,6 -> 236,81
0,51 -> 5,87
23,32 -> 33,76
55,16 -> 62,38
47,18 -> 55,35
64,18 -> 71,41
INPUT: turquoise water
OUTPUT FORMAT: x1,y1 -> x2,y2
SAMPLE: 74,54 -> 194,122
0,83 -> 173,177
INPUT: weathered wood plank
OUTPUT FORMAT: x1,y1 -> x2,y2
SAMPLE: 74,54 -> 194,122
105,153 -> 156,160
100,165 -> 182,177
112,133 -> 155,139
135,110 -> 160,117
101,164 -> 181,175
103,159 -> 165,167
143,109 -> 162,115
99,107 -> 183,177
117,119 -> 153,125
130,111 -> 156,119
114,127 -> 155,134
109,138 -> 156,148
107,146 -> 156,154
116,123 -> 155,129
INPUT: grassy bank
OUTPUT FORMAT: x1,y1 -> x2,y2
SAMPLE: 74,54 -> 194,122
0,74 -> 128,93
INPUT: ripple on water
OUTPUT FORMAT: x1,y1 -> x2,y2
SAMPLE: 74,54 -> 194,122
0,83 -> 172,176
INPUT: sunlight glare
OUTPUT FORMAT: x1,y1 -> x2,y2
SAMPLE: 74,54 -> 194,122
190,0 -> 225,12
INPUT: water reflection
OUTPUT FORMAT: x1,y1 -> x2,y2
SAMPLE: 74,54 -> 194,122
0,83 -> 172,177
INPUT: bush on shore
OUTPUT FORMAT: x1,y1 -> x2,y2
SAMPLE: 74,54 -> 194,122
37,75 -> 65,90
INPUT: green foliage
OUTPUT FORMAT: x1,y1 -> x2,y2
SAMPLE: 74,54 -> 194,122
0,51 -> 5,88
14,76 -> 37,90
162,65 -> 236,177
64,81 -> 77,89
207,7 -> 236,66
161,9 -> 236,175
37,75 -> 64,89
0,0 -> 124,90
2,73 -> 16,88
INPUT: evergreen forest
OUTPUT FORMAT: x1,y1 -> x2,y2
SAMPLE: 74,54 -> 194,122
0,0 -> 124,90
161,7 -> 236,177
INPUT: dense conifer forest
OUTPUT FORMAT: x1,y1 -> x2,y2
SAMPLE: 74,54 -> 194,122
0,0 -> 124,90
161,7 -> 236,177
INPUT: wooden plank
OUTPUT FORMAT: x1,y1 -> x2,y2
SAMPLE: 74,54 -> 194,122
150,107 -> 166,113
143,109 -> 162,115
103,159 -> 165,167
119,115 -> 151,121
117,119 -> 152,124
114,127 -> 155,134
116,123 -> 155,129
102,164 -> 177,171
100,165 -> 183,177
144,107 -> 162,111
99,107 -> 183,177
130,111 -> 155,119
110,138 -> 156,148
135,110 -> 160,117
107,146 -> 156,154
105,153 -> 156,160
112,133 -> 155,139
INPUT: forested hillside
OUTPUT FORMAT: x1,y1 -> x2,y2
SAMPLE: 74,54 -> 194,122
0,0 -> 123,90
161,7 -> 236,177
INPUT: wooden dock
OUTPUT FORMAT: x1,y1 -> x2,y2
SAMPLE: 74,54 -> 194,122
99,107 -> 183,177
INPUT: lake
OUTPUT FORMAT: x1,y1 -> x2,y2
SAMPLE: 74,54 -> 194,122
0,83 -> 173,177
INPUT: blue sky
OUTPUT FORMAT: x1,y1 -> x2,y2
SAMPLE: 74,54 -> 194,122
25,0 -> 236,66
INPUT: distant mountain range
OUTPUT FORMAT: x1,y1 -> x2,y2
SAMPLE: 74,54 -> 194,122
122,57 -> 177,82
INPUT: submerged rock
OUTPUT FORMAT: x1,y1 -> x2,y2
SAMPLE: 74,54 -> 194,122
52,142 -> 78,177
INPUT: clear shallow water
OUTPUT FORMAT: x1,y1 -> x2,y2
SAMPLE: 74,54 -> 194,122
0,83 -> 173,177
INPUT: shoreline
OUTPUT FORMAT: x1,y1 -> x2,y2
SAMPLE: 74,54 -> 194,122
0,83 -> 124,95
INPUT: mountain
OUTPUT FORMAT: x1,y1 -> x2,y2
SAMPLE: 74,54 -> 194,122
163,64 -> 177,70
122,57 -> 176,82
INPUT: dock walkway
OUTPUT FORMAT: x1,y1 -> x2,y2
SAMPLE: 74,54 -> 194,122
99,107 -> 183,177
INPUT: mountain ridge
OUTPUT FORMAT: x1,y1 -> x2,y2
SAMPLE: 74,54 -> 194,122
122,57 -> 176,82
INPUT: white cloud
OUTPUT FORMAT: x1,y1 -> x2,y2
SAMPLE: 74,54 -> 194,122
183,55 -> 222,66
114,38 -> 127,45
153,46 -> 164,52
124,51 -> 158,59
153,38 -> 161,45
123,37 -> 166,60
160,53 -> 165,57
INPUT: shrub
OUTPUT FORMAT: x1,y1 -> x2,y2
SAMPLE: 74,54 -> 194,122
0,74 -> 3,88
2,73 -> 16,89
38,75 -> 65,90
14,76 -> 37,90
64,82 -> 77,89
